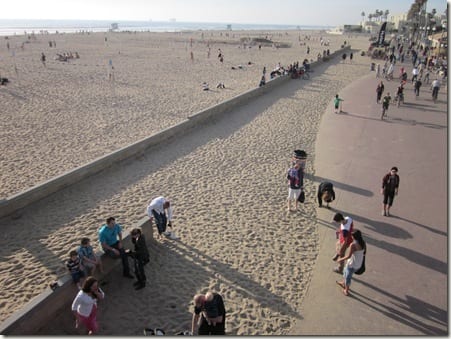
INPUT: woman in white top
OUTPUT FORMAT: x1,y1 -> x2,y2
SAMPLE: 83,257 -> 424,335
336,230 -> 365,296
71,276 -> 105,334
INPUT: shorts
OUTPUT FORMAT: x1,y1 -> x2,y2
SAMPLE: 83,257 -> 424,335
383,191 -> 395,206
288,188 -> 301,200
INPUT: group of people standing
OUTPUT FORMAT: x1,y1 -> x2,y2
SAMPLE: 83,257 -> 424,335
70,195 -> 226,335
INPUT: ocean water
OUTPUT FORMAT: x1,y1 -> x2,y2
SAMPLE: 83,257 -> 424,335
0,19 -> 332,36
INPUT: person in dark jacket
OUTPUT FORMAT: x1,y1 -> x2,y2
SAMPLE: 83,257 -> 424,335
127,228 -> 150,290
317,181 -> 336,208
381,166 -> 400,216
192,292 -> 226,335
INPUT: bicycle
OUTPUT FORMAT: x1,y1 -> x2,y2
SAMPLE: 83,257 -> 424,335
299,68 -> 310,80
381,104 -> 388,120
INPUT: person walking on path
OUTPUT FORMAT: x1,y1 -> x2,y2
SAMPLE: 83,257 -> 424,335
332,213 -> 354,274
381,166 -> 400,216
98,217 -> 133,279
376,81 -> 385,104
71,276 -> 105,335
192,291 -> 226,335
414,78 -> 422,98
146,196 -> 174,239
431,78 -> 441,102
334,94 -> 344,113
336,230 -> 366,296
317,181 -> 335,208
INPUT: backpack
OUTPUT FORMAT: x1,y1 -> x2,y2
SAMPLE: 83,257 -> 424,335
355,245 -> 366,275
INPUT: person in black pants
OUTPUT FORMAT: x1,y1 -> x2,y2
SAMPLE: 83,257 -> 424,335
127,228 -> 150,290
317,181 -> 335,208
192,292 -> 226,335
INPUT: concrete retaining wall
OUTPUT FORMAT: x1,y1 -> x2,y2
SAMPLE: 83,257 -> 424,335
0,216 -> 154,335
0,45 -> 350,334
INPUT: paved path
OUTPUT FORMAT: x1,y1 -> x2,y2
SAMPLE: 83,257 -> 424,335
291,64 -> 448,335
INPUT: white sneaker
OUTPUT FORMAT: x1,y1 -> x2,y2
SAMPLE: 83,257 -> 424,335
163,231 -> 172,236
170,232 -> 179,240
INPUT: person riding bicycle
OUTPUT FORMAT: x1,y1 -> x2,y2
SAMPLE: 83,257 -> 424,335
382,92 -> 391,117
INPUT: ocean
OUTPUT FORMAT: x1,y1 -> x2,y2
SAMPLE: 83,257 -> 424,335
0,19 -> 332,36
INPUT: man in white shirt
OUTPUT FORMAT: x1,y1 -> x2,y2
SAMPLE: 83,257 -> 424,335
146,196 -> 174,239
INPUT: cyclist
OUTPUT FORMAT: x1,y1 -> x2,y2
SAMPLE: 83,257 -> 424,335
381,92 -> 391,119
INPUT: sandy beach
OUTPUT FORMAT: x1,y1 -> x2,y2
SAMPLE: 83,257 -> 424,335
0,30 -> 371,334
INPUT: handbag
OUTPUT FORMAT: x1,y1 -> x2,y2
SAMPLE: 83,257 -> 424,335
355,246 -> 366,275
298,190 -> 305,203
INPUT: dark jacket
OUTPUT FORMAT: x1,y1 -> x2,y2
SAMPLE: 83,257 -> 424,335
132,234 -> 150,263
382,173 -> 400,193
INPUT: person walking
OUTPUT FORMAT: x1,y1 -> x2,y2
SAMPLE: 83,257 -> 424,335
381,166 -> 400,216
192,291 -> 226,335
334,94 -> 344,113
71,276 -> 105,335
336,230 -> 366,296
414,78 -> 422,98
332,213 -> 354,274
376,81 -> 385,104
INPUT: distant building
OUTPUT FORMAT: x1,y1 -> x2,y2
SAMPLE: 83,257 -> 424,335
110,23 -> 119,31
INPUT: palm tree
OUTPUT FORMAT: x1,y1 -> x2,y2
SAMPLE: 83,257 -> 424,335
361,11 -> 365,26
384,10 -> 390,21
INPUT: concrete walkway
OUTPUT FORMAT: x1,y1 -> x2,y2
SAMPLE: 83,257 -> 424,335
291,64 -> 448,335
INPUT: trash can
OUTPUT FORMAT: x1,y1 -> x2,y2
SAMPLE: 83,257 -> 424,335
370,62 -> 375,71
292,150 -> 307,170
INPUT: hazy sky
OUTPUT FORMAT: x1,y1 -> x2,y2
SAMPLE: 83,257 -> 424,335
1,0 -> 448,26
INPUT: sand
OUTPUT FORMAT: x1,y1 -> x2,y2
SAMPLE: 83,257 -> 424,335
0,29 -> 371,334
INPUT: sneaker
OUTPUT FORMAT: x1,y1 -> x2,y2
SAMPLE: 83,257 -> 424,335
123,273 -> 134,279
386,210 -> 390,217
332,254 -> 339,261
382,210 -> 386,216
163,231 -> 172,237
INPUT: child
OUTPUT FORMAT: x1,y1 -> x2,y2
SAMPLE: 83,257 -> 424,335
67,250 -> 85,289
334,94 -> 344,113
78,238 -> 104,276
286,162 -> 303,211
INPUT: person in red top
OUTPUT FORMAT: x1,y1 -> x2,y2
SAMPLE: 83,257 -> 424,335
332,213 -> 354,274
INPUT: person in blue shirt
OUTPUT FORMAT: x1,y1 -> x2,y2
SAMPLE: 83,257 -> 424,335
98,217 -> 133,279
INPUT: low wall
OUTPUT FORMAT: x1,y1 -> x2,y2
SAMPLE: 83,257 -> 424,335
0,216 -> 153,335
0,45 -> 350,334
0,47 -> 351,220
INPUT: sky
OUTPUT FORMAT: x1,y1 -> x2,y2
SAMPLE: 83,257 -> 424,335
1,0 -> 448,26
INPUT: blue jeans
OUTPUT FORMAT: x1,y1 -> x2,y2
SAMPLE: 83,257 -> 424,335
343,265 -> 356,287
152,210 -> 167,235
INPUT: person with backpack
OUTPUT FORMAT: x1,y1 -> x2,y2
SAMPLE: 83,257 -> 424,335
336,230 -> 366,296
